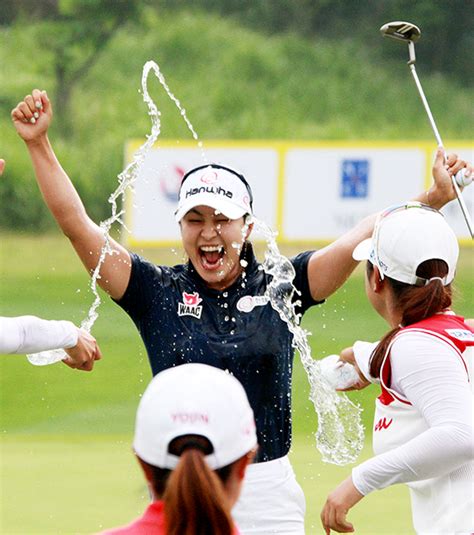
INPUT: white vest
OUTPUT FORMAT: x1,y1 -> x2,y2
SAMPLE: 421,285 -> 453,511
373,316 -> 474,534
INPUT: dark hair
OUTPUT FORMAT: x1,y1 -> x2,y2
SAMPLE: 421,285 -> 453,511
368,259 -> 452,379
140,434 -> 236,535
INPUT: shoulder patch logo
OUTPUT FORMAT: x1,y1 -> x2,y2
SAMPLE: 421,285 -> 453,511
178,292 -> 203,319
445,329 -> 474,342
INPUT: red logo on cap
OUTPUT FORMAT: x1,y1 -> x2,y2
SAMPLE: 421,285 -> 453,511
200,170 -> 218,184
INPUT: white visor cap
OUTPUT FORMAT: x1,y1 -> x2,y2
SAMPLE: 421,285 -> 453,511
353,205 -> 459,285
133,363 -> 257,470
175,165 -> 253,222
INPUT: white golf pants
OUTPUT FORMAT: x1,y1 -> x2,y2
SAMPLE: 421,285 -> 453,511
232,455 -> 306,535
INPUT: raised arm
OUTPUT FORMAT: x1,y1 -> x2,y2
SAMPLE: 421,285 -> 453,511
11,89 -> 131,300
307,148 -> 472,302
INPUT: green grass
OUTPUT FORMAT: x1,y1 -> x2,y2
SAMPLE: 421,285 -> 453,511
0,434 -> 413,535
0,233 -> 472,533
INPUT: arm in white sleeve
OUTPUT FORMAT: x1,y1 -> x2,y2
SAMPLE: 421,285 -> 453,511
353,340 -> 380,383
352,332 -> 473,495
0,316 -> 78,354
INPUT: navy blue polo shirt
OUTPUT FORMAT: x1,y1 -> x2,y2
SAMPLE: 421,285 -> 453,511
115,244 -> 320,462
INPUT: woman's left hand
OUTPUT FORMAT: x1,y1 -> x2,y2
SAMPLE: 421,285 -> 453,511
321,476 -> 364,534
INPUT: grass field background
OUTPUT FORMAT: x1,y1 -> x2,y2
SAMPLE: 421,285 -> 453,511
1,232 -> 472,534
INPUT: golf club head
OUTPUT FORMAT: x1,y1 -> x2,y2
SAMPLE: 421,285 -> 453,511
380,21 -> 421,43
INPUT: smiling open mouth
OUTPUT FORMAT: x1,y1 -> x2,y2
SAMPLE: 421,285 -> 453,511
199,245 -> 225,270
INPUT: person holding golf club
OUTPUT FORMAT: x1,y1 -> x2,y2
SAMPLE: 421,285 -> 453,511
101,363 -> 257,535
0,158 -> 101,370
11,89 -> 471,534
321,204 -> 474,534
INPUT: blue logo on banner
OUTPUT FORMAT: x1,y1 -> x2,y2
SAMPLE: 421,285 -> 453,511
341,159 -> 369,198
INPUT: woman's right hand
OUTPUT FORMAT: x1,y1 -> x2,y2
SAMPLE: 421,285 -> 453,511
11,89 -> 52,143
63,328 -> 102,372
337,347 -> 370,391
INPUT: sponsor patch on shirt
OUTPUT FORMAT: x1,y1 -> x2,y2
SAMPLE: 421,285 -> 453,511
236,295 -> 269,313
178,291 -> 203,319
445,329 -> 474,342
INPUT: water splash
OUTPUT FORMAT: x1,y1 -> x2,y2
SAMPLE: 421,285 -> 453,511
27,60 -> 205,366
253,217 -> 364,465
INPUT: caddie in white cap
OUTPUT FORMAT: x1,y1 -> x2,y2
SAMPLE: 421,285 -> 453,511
101,363 -> 257,535
322,203 -> 474,534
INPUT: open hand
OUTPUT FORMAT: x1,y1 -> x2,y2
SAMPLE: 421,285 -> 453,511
321,477 -> 364,534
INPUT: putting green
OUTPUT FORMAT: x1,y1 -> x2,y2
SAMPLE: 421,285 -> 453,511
2,235 -> 470,534
1,433 -> 414,534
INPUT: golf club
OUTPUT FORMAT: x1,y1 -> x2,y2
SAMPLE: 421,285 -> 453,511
380,21 -> 473,238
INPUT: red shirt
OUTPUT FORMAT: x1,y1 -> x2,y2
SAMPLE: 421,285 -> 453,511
100,501 -> 166,535
100,500 -> 241,535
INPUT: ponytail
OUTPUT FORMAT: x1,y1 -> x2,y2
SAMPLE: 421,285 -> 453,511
369,259 -> 452,379
140,434 -> 236,535
164,449 -> 234,535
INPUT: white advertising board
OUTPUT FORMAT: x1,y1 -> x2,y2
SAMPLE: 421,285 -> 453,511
283,147 -> 425,240
124,141 -> 473,246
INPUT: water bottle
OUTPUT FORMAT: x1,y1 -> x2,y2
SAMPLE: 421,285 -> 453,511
27,349 -> 66,366
318,354 -> 361,390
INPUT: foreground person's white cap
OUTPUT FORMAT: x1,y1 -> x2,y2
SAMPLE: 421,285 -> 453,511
133,363 -> 257,470
175,164 -> 253,222
352,202 -> 459,286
